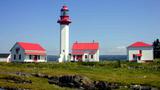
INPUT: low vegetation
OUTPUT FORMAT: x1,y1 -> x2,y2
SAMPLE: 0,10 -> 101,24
0,60 -> 160,89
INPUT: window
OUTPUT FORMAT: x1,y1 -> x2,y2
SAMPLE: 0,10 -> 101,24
85,55 -> 88,59
16,48 -> 20,54
133,54 -> 135,58
19,54 -> 21,60
29,55 -> 32,59
91,55 -> 94,59
139,50 -> 142,54
38,55 -> 40,60
14,55 -> 16,60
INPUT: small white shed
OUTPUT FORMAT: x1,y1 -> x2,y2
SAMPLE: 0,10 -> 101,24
71,41 -> 99,62
127,42 -> 153,63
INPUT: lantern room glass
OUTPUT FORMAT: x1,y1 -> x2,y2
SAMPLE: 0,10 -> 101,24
61,11 -> 68,16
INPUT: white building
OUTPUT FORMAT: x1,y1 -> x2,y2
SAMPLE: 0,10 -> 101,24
57,5 -> 71,62
127,41 -> 153,63
71,41 -> 99,62
0,53 -> 11,62
10,42 -> 47,62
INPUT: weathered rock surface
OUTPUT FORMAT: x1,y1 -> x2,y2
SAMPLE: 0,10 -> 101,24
48,75 -> 160,90
48,75 -> 124,90
48,75 -> 94,89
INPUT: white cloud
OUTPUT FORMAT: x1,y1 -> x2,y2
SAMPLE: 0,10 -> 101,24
116,46 -> 126,49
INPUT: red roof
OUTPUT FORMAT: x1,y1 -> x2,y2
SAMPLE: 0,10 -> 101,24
61,5 -> 68,11
72,42 -> 99,50
128,42 -> 152,47
17,42 -> 46,51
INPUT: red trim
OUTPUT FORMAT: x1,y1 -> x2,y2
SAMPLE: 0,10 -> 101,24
72,51 -> 97,55
135,54 -> 142,56
72,52 -> 84,55
25,52 -> 46,56
58,16 -> 71,25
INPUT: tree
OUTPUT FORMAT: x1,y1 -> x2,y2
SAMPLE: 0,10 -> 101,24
153,39 -> 160,58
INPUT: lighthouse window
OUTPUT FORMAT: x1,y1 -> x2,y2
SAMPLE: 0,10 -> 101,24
38,55 -> 40,60
61,11 -> 68,16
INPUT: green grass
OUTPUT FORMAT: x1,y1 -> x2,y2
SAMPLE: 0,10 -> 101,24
0,60 -> 160,90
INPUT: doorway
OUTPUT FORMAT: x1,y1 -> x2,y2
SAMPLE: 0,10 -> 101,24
34,55 -> 38,62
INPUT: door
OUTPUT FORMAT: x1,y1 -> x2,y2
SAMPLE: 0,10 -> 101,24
34,55 -> 38,62
77,55 -> 82,62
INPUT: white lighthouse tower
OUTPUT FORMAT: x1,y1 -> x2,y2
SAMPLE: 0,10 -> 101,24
57,5 -> 71,62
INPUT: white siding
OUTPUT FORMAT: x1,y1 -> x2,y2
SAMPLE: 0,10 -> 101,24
127,46 -> 153,62
59,25 -> 69,62
81,50 -> 99,62
0,58 -> 7,62
82,53 -> 89,62
10,44 -> 25,62
10,43 -> 47,62
0,54 -> 11,62
24,55 -> 46,62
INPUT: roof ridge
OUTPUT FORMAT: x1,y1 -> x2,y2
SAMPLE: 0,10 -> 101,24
128,41 -> 152,47
17,42 -> 45,51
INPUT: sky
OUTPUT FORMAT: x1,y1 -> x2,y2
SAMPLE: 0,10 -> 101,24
0,0 -> 160,55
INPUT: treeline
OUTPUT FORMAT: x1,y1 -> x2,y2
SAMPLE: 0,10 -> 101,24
153,39 -> 160,58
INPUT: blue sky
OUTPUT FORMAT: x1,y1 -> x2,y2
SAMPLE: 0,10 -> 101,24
0,0 -> 160,55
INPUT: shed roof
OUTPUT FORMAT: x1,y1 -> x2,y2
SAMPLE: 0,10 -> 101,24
0,53 -> 10,58
128,42 -> 152,47
72,42 -> 99,50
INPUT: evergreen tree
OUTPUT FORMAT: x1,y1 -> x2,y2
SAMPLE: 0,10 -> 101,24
153,39 -> 160,58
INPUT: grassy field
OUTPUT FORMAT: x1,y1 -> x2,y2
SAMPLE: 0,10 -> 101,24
0,60 -> 160,90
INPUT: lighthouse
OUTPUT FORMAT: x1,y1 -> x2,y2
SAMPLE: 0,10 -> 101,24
57,5 -> 71,62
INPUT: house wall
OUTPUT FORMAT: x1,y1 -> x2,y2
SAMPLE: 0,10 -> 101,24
0,58 -> 7,62
10,44 -> 25,62
88,50 -> 99,62
127,47 -> 153,62
24,55 -> 46,62
11,43 -> 47,62
82,53 -> 89,62
95,49 -> 100,62
71,49 -> 100,62
82,50 -> 99,62
0,54 -> 11,62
